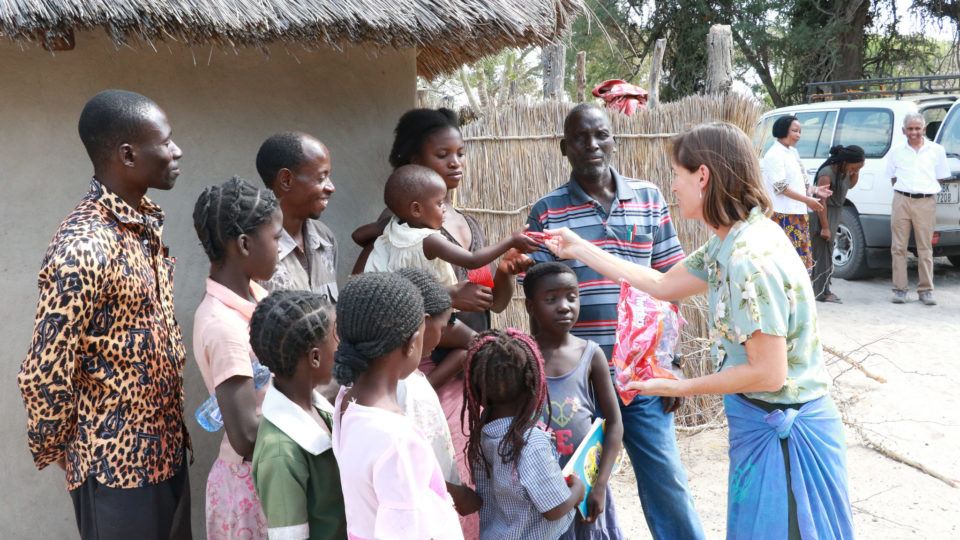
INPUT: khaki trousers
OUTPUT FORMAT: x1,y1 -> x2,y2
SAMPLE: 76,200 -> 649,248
891,192 -> 936,292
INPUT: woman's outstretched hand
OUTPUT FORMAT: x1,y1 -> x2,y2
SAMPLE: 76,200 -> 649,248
541,227 -> 586,259
624,377 -> 685,397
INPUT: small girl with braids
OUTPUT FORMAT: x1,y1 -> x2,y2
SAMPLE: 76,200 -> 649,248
191,176 -> 282,538
331,272 -> 464,540
464,329 -> 586,540
249,290 -> 347,540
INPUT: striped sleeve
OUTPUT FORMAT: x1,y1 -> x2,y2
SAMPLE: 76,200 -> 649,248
650,190 -> 684,271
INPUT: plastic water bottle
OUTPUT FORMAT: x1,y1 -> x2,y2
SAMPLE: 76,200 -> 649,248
195,360 -> 272,432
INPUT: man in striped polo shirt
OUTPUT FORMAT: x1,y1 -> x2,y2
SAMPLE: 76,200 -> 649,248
525,104 -> 704,539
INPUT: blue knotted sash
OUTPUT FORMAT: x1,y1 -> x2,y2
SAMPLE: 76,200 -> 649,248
724,393 -> 854,540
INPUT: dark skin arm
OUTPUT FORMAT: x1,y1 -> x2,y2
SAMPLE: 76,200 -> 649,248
449,281 -> 494,312
815,173 -> 832,240
543,475 -> 586,521
422,230 -> 538,270
446,482 -> 482,515
426,324 -> 472,389
490,249 -> 535,313
583,347 -> 624,523
350,210 -> 393,274
215,375 -> 261,460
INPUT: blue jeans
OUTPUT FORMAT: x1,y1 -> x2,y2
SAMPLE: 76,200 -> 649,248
621,394 -> 705,540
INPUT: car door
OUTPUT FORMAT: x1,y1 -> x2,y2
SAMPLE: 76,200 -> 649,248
934,102 -> 960,228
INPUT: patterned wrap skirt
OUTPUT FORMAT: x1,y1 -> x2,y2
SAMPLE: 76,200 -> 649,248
772,212 -> 813,270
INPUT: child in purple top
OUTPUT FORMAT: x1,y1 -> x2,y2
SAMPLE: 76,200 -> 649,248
525,262 -> 625,539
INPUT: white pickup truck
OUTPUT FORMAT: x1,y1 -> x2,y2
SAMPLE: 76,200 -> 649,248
753,95 -> 960,279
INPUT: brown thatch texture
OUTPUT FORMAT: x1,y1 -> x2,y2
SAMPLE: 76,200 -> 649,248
0,0 -> 581,78
457,94 -> 763,426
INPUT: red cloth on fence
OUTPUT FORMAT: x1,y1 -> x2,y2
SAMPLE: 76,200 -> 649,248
592,79 -> 649,116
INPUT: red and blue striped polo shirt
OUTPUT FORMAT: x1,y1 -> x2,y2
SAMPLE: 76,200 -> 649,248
525,169 -> 685,361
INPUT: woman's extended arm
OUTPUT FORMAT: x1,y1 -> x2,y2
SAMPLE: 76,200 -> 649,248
541,228 -> 707,301
625,331 -> 788,397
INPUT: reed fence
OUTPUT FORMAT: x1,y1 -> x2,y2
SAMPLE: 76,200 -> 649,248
456,93 -> 764,427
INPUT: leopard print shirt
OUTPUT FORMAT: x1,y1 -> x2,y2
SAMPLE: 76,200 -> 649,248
18,179 -> 189,490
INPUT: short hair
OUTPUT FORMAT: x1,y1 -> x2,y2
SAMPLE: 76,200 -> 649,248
903,112 -> 925,127
256,132 -> 308,188
77,89 -> 160,164
772,115 -> 798,139
192,177 -> 279,263
250,290 -> 335,378
333,273 -> 425,386
383,164 -> 446,217
671,122 -> 772,229
463,329 -> 549,481
563,103 -> 609,135
521,262 -> 577,298
397,267 -> 452,316
389,108 -> 460,168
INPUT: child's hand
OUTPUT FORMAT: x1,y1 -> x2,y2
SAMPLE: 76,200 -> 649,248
497,249 -> 535,275
509,226 -> 541,254
584,483 -> 607,523
565,474 -> 586,503
446,482 -> 482,515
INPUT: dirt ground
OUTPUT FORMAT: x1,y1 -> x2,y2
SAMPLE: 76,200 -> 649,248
610,257 -> 960,539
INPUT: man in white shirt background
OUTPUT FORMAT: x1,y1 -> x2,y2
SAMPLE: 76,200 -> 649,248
885,112 -> 952,305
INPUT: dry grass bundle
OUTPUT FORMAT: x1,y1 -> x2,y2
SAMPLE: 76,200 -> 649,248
457,94 -> 763,426
0,0 -> 580,79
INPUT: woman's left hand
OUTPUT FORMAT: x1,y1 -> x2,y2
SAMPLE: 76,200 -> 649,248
625,377 -> 685,397
541,228 -> 587,259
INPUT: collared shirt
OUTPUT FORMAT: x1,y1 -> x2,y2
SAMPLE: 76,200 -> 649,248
474,418 -> 573,540
526,168 -> 685,359
884,139 -> 951,195
262,219 -> 339,302
684,207 -> 830,404
193,278 -> 268,464
760,141 -> 808,215
18,179 -> 188,490
252,386 -> 347,540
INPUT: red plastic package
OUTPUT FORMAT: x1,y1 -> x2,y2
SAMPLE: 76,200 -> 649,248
467,266 -> 494,289
524,230 -> 550,245
611,280 -> 684,405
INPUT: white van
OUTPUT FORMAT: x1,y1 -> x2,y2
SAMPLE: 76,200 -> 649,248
754,95 -> 960,279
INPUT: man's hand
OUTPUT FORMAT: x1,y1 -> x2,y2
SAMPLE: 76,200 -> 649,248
450,281 -> 493,311
819,228 -> 831,241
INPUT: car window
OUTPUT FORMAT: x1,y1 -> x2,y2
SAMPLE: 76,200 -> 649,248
834,108 -> 894,158
754,116 -> 778,154
940,107 -> 960,157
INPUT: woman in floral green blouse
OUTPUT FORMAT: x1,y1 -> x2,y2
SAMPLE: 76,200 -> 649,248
541,122 -> 853,540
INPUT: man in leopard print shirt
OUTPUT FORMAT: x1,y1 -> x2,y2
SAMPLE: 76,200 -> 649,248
18,90 -> 191,539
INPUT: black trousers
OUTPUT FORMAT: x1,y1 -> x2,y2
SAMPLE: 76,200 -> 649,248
69,457 -> 191,540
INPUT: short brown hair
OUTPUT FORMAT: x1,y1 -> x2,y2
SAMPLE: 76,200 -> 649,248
670,122 -> 771,229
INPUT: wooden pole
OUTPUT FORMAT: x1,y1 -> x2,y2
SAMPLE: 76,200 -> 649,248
576,51 -> 587,102
648,38 -> 666,109
706,24 -> 733,95
541,43 -> 567,100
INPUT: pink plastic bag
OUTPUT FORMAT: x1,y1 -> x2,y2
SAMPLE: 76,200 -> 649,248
611,281 -> 684,405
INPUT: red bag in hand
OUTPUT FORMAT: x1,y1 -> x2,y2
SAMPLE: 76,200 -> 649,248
467,266 -> 494,289
611,281 -> 684,405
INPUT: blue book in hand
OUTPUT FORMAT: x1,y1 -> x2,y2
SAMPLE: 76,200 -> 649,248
561,417 -> 606,519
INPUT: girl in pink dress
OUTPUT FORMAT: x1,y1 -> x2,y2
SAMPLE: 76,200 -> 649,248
331,272 -> 468,540
192,177 -> 282,539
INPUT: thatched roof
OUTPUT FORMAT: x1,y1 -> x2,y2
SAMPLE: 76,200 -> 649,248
0,0 -> 581,78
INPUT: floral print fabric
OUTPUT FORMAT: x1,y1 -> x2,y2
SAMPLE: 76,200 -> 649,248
684,207 -> 830,404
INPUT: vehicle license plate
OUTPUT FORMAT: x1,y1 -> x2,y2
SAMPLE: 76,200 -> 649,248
937,182 -> 959,204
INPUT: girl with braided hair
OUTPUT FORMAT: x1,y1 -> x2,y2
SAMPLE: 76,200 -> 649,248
463,329 -> 585,539
524,262 -> 625,539
191,176 -> 281,539
810,145 -> 865,303
331,272 -> 463,540
249,290 -> 346,540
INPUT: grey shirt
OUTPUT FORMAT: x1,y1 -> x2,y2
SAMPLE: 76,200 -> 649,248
261,219 -> 338,302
